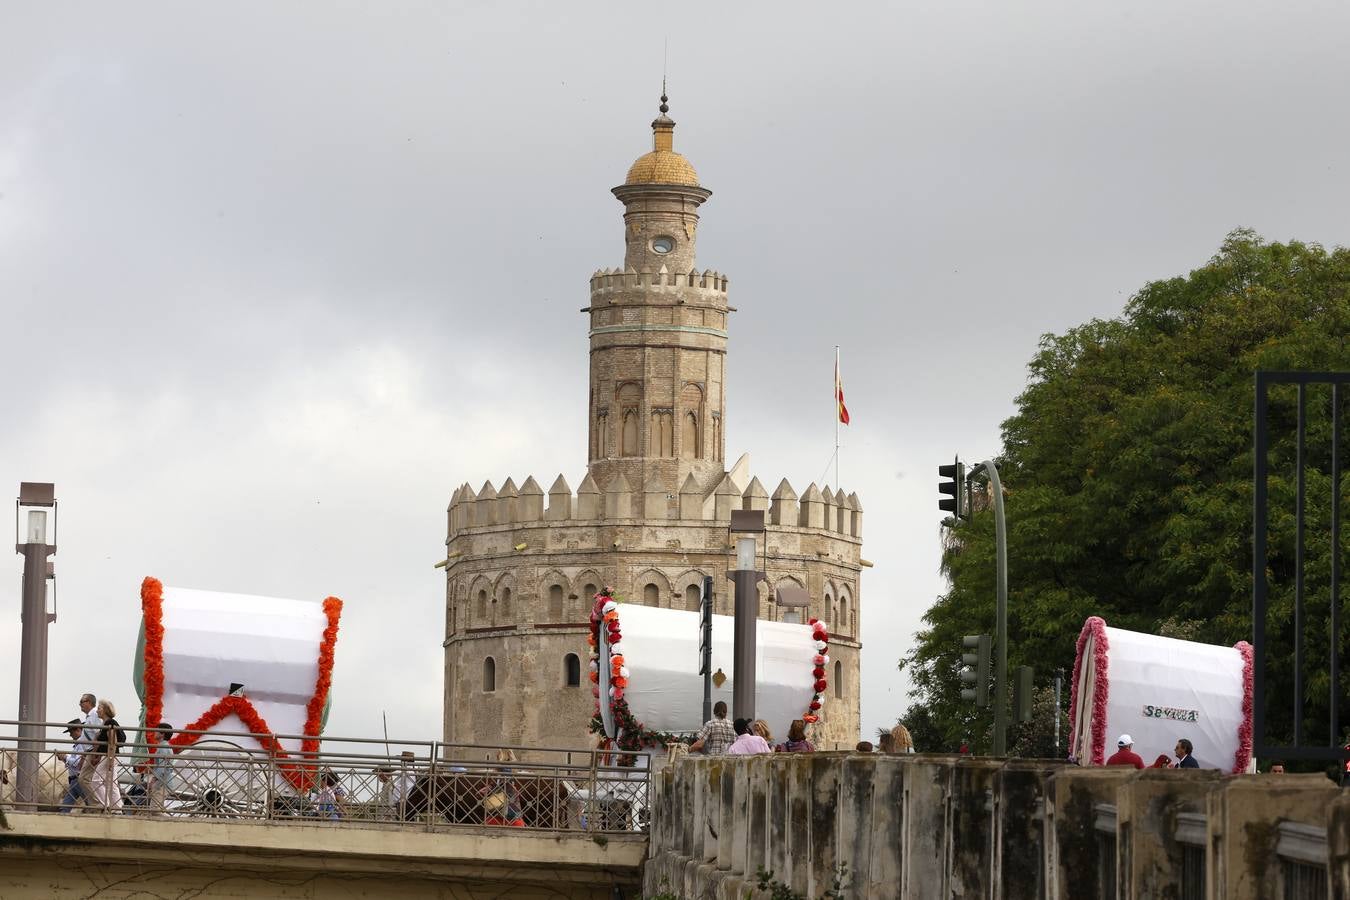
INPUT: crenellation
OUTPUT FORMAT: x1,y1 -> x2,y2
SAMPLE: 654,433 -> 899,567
799,482 -> 825,529
713,473 -> 739,520
848,492 -> 863,537
546,475 -> 572,521
641,474 -> 669,519
821,486 -> 838,534
770,478 -> 798,526
679,472 -> 705,520
742,476 -> 769,512
498,477 -> 519,524
475,480 -> 497,526
518,476 -> 544,521
604,472 -> 633,519
576,473 -> 602,519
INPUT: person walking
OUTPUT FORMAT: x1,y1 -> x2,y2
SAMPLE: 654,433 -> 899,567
689,701 -> 735,756
144,722 -> 175,814
90,699 -> 125,811
1174,738 -> 1199,768
1106,734 -> 1145,769
726,719 -> 773,755
56,719 -> 87,812
775,719 -> 815,753
74,693 -> 102,805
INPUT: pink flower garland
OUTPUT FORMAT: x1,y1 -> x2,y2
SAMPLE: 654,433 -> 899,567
1067,616 -> 1110,765
1233,640 -> 1254,774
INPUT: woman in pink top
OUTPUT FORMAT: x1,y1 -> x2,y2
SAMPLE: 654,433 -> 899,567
726,718 -> 773,755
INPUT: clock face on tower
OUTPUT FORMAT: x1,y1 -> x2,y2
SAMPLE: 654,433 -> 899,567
651,236 -> 674,254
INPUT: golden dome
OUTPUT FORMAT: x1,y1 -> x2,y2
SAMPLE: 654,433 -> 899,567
625,150 -> 699,186
623,92 -> 700,187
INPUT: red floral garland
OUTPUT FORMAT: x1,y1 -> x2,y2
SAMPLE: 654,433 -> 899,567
138,576 -> 343,789
1233,640 -> 1254,774
801,617 -> 830,724
586,588 -> 662,755
1067,616 -> 1110,765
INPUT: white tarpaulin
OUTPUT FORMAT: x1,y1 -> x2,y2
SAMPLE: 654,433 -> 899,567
603,603 -> 822,735
1068,616 -> 1253,772
142,586 -> 336,755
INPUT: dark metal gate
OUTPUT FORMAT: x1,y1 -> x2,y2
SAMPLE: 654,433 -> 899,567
1253,371 -> 1349,762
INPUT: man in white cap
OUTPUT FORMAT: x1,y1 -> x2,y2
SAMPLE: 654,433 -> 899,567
1106,734 -> 1144,769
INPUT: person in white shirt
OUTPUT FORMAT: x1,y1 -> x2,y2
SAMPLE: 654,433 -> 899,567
74,693 -> 102,805
726,718 -> 773,755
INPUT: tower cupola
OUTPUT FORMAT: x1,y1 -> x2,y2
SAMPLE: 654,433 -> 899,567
611,92 -> 712,274
587,92 -> 728,500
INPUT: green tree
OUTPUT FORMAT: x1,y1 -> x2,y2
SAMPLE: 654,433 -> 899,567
900,230 -> 1350,754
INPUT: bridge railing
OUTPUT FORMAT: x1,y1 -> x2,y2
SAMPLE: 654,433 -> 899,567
0,718 -> 650,834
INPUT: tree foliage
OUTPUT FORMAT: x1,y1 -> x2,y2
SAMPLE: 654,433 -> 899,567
900,231 -> 1350,753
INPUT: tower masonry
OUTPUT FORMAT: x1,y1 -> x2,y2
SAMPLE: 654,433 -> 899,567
442,95 -> 864,753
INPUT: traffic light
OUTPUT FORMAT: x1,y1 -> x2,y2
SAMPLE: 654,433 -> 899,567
938,458 -> 965,519
698,576 -> 713,676
1013,666 -> 1035,723
960,634 -> 991,707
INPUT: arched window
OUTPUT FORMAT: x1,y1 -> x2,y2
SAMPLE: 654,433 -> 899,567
549,584 -> 564,621
501,587 -> 512,621
644,583 -> 659,607
824,592 -> 833,628
834,660 -> 842,696
583,584 -> 598,615
619,383 -> 641,456
596,412 -> 609,458
477,589 -> 488,622
679,384 -> 703,459
483,657 -> 496,692
652,411 -> 674,456
680,413 -> 699,459
838,596 -> 849,635
685,583 -> 701,611
564,653 -> 581,687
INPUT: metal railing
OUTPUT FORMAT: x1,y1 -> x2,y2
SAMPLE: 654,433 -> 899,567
0,718 -> 650,834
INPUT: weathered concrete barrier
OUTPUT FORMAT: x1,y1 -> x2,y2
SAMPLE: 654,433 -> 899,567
645,753 -> 1340,899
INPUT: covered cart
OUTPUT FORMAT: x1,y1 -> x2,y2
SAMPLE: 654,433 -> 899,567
1067,616 -> 1252,772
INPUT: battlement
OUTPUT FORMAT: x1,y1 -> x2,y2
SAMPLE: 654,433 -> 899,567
447,473 -> 861,540
588,265 -> 728,297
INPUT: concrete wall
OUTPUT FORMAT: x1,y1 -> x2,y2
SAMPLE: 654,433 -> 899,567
0,812 -> 643,899
645,753 -> 1342,900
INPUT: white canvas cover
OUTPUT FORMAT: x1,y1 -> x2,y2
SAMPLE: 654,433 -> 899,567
601,603 -> 822,735
1068,616 -> 1253,772
150,586 -> 333,755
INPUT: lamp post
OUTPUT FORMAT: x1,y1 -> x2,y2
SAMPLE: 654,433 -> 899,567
15,482 -> 57,805
729,509 -> 766,721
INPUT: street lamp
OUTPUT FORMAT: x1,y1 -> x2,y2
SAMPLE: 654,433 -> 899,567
728,509 -> 766,721
14,481 -> 57,805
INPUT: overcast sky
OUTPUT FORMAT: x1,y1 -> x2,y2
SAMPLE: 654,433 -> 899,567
3,2 -> 1349,747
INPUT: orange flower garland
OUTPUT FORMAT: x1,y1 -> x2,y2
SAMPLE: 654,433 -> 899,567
140,577 -> 167,750
138,577 -> 343,789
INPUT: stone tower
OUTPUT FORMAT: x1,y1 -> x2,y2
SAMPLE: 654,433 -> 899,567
442,95 -> 864,753
588,94 -> 726,500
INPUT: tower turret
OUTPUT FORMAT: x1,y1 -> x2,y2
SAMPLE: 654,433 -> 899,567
586,93 -> 728,504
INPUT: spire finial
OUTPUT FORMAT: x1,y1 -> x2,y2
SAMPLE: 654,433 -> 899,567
659,80 -> 669,115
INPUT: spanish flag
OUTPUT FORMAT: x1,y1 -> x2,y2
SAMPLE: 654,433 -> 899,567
835,354 -> 850,425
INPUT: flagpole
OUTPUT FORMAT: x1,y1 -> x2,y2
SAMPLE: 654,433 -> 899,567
834,345 -> 840,493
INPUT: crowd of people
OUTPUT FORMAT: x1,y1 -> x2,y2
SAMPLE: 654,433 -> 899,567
685,701 -> 920,757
